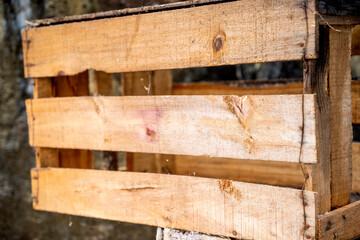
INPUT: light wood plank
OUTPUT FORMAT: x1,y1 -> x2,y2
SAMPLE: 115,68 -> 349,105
173,80 -> 360,124
318,200 -> 360,240
329,26 -> 353,208
303,26 -> 331,214
26,95 -> 317,163
22,0 -> 316,78
353,142 -> 360,192
31,168 -> 316,240
131,144 -> 360,191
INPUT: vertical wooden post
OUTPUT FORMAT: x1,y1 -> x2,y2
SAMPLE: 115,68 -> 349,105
121,70 -> 173,173
329,26 -> 353,208
93,70 -> 118,170
304,26 -> 331,214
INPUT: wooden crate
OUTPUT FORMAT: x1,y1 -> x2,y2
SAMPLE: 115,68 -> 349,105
22,0 -> 360,239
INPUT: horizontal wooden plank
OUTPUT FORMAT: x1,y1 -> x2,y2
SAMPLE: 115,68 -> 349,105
31,168 -> 316,240
130,143 -> 360,192
22,0 -> 316,78
26,95 -> 317,163
318,200 -> 360,240
173,80 -> 360,124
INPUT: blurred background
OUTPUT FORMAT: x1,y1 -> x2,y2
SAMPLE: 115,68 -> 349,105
0,0 -> 359,239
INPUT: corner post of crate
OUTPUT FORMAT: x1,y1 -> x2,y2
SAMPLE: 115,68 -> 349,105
328,25 -> 354,208
303,25 -> 331,215
121,70 -> 173,173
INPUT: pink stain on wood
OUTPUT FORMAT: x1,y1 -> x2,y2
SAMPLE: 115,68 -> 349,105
137,108 -> 163,143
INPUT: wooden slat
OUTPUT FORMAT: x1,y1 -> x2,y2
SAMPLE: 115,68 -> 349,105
329,26 -> 353,208
353,142 -> 360,192
131,143 -> 360,191
318,200 -> 360,240
173,80 -> 360,124
303,26 -> 331,214
26,95 -> 317,163
22,0 -> 316,78
31,168 -> 316,240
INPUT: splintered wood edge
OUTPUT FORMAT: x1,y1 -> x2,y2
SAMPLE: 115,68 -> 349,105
31,168 -> 317,240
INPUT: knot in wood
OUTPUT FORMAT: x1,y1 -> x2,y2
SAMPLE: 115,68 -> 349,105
213,35 -> 223,51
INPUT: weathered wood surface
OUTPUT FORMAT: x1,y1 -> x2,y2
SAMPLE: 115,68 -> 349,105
26,95 -> 317,163
52,71 -> 94,169
22,0 -> 316,78
303,26 -> 331,214
173,80 -> 360,124
121,70 -> 173,172
318,200 -> 360,240
130,143 -> 360,191
329,26 -> 353,208
353,142 -> 360,192
31,168 -> 316,240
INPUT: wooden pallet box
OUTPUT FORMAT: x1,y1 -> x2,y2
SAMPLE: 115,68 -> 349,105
22,0 -> 360,239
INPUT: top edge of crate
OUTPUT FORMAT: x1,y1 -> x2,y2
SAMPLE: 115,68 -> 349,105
22,0 -> 318,78
27,0 -> 226,28
27,0 -> 360,28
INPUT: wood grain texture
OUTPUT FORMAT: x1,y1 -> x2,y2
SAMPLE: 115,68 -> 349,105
318,200 -> 360,240
303,26 -> 331,214
329,26 -> 353,208
121,70 -> 172,96
53,71 -> 93,169
173,80 -> 360,124
131,143 -> 360,191
26,95 -> 317,163
353,142 -> 360,192
33,77 -> 59,168
31,168 -> 316,240
22,0 -> 316,78
121,70 -> 173,172
93,71 -> 118,170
